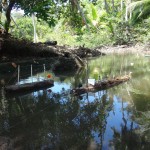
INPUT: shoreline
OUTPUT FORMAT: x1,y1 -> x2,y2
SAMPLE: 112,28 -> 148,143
96,44 -> 150,55
0,43 -> 150,65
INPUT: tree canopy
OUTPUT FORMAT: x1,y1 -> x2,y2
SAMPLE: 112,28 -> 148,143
1,0 -> 91,32
1,0 -> 65,32
1,0 -> 150,31
0,0 -> 150,46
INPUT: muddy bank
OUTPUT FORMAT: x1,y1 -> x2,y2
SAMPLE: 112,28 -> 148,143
0,33 -> 104,71
0,33 -> 104,59
1,32 -> 149,73
95,43 -> 150,55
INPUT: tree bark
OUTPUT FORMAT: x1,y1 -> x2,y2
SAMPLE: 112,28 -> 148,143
0,0 -> 2,23
125,0 -> 132,21
129,0 -> 132,19
5,0 -> 15,33
73,0 -> 89,30
104,0 -> 109,13
112,0 -> 114,12
120,0 -> 124,20
32,13 -> 38,43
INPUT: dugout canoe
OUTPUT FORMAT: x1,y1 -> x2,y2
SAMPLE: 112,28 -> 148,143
71,74 -> 131,95
5,80 -> 54,93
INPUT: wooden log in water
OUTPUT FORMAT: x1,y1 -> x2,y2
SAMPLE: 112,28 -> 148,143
5,80 -> 54,93
71,75 -> 131,95
43,41 -> 57,45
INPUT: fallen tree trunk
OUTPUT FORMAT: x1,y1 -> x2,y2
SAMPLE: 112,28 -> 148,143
71,73 -> 132,95
0,33 -> 104,58
0,32 -> 105,71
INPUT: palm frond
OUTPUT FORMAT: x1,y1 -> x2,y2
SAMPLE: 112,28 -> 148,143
127,0 -> 150,23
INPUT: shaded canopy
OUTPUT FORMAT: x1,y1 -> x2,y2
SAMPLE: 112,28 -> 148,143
1,0 -> 88,32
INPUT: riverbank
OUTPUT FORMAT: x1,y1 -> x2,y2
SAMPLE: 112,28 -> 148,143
1,31 -> 150,71
95,43 -> 150,55
0,33 -> 104,71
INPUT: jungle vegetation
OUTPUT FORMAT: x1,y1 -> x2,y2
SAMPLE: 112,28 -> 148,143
0,0 -> 149,47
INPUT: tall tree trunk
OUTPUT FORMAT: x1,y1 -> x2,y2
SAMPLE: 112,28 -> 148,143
32,13 -> 38,43
125,0 -> 132,21
70,0 -> 77,12
125,0 -> 128,21
121,0 -> 124,20
0,0 -> 2,23
73,0 -> 89,30
104,0 -> 109,13
112,0 -> 115,12
5,0 -> 15,33
121,0 -> 123,11
129,0 -> 132,19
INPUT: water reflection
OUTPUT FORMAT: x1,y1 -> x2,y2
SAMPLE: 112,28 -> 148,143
0,87 -> 139,149
0,54 -> 150,149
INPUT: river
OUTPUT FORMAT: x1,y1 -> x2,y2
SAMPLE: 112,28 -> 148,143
0,54 -> 150,149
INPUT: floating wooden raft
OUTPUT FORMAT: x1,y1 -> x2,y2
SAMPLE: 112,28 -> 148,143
5,80 -> 54,93
71,74 -> 131,95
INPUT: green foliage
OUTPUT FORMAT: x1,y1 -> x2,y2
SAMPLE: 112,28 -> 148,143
11,17 -> 33,40
8,0 -> 150,47
11,17 -> 52,41
135,17 -> 150,43
113,21 -> 135,45
14,0 -> 59,26
128,0 -> 150,24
